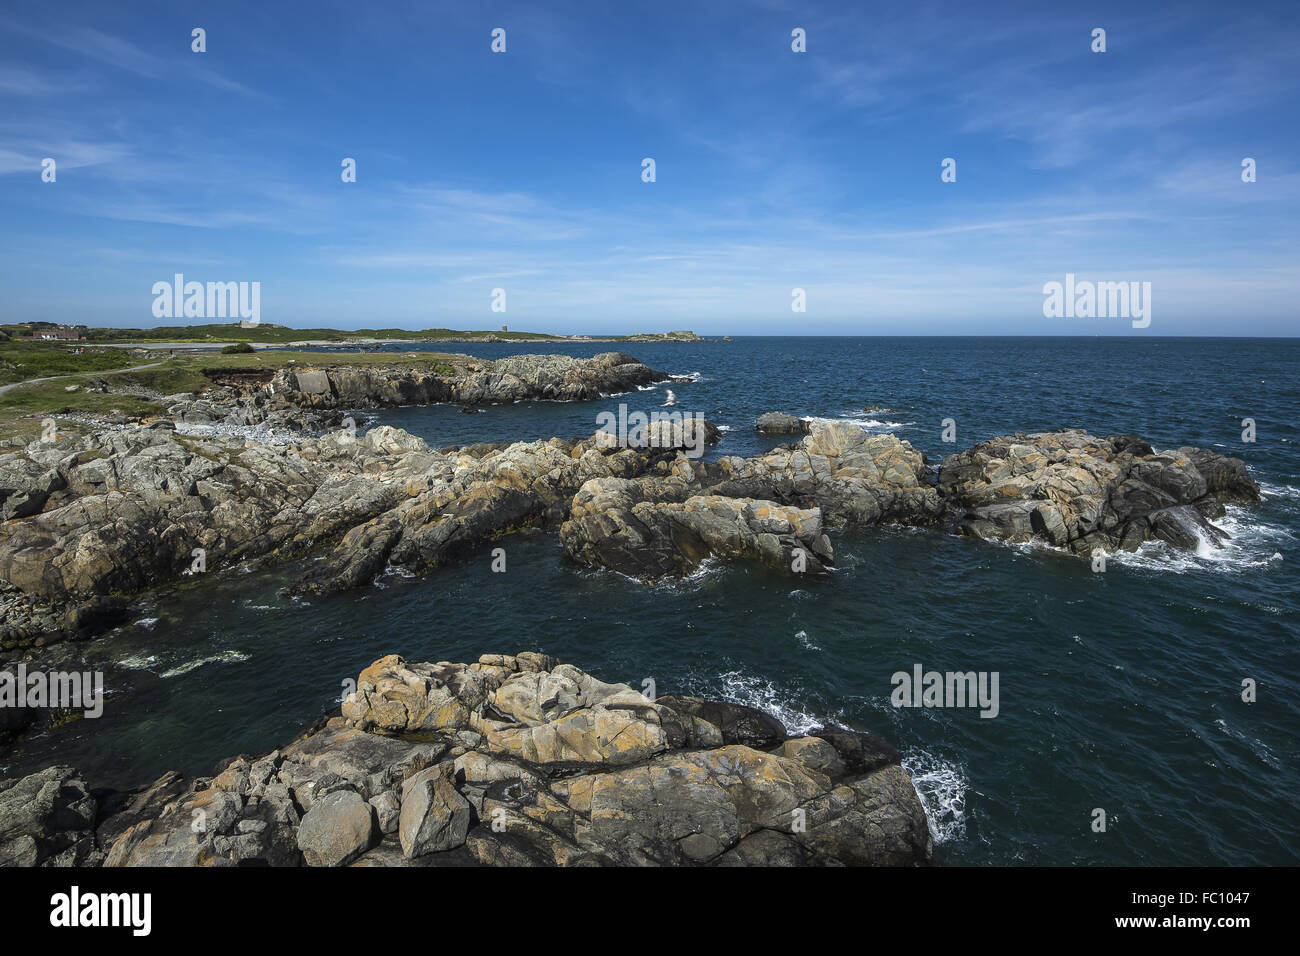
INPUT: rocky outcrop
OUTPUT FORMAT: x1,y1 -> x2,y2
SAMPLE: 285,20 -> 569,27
0,418 -> 716,646
286,424 -> 719,596
0,426 -> 426,648
561,421 -> 941,579
937,429 -> 1260,554
562,482 -> 833,579
159,352 -> 676,434
625,330 -> 701,342
165,386 -> 339,435
0,652 -> 932,867
755,412 -> 811,435
0,765 -> 100,866
271,352 -> 675,409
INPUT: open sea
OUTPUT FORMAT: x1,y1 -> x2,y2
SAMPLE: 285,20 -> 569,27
3,337 -> 1297,866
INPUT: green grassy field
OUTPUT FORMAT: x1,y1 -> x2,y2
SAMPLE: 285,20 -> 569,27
0,341 -> 149,386
74,323 -> 566,344
0,348 -> 472,438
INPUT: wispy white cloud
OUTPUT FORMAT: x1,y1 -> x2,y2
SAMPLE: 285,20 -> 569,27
0,18 -> 266,98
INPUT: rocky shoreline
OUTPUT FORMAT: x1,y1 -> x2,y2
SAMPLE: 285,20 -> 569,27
0,352 -> 690,649
0,354 -> 1260,653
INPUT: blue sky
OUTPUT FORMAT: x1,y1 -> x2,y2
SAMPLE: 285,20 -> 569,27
1,0 -> 1297,335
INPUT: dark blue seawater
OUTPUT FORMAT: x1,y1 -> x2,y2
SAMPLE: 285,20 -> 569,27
4,337 -> 1297,865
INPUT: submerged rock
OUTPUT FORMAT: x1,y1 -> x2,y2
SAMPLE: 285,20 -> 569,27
0,653 -> 934,868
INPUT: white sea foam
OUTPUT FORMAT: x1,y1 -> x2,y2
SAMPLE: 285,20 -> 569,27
794,629 -> 821,651
1259,481 -> 1300,501
802,415 -> 913,431
579,557 -> 724,592
647,558 -> 724,592
710,670 -> 827,735
1107,504 -> 1290,575
118,653 -> 159,670
1000,502 -> 1288,576
159,650 -> 250,679
671,371 -> 703,382
1214,717 -> 1281,770
134,617 -> 159,629
901,748 -> 969,844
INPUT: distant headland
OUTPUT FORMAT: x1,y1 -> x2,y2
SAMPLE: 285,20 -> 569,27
0,322 -> 705,351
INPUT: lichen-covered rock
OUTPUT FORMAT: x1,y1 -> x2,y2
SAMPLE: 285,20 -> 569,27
296,790 -> 376,867
562,482 -> 833,579
0,352 -> 688,648
560,421 -> 939,580
0,652 -> 935,868
287,432 -> 671,595
341,655 -> 497,733
398,764 -> 471,857
936,429 -> 1259,554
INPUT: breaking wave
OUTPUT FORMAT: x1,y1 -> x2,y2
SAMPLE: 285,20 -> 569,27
902,748 -> 970,844
158,650 -> 251,679
803,414 -> 914,431
1106,505 -> 1290,575
706,669 -> 833,735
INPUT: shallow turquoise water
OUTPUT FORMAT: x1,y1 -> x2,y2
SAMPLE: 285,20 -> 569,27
4,337 -> 1297,865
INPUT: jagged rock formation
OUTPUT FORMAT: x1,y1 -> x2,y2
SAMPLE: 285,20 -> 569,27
0,419 -> 718,647
287,430 -> 700,596
0,653 -> 932,867
0,426 -> 419,648
937,430 -> 1260,553
563,486 -> 833,579
0,765 -> 99,866
160,352 -> 674,434
0,348 -> 697,648
561,421 -> 941,579
271,352 -> 676,409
